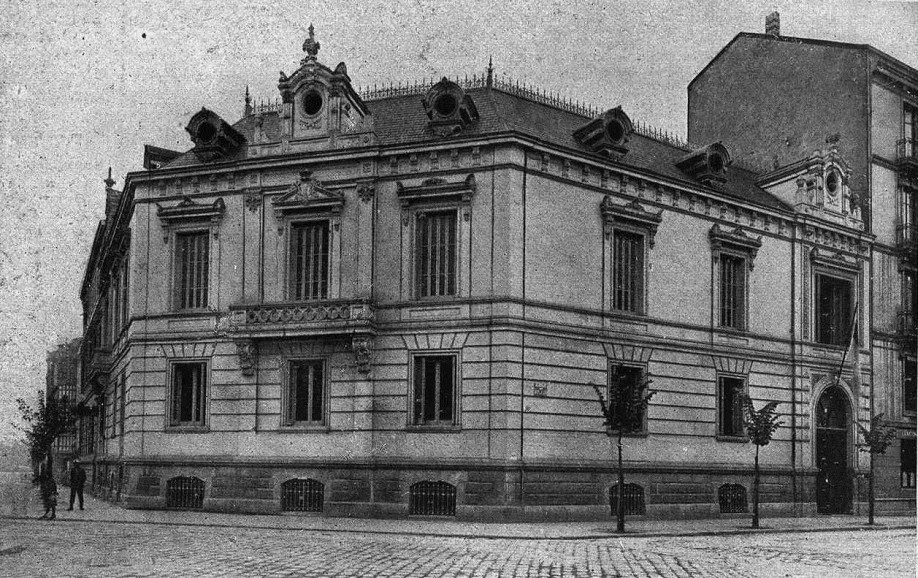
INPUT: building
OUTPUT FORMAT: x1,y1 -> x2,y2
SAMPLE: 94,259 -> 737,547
45,338 -> 80,480
688,12 -> 916,514
78,25 -> 897,519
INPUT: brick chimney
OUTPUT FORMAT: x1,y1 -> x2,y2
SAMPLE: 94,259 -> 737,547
765,11 -> 780,37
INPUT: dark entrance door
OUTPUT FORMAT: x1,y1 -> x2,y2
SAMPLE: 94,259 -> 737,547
816,387 -> 851,514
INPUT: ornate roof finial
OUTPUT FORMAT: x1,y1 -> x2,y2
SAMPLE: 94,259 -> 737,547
302,23 -> 320,61
486,56 -> 493,88
244,85 -> 252,117
104,167 -> 115,189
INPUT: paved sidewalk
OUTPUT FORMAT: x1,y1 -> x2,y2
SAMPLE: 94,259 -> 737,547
2,472 -> 914,540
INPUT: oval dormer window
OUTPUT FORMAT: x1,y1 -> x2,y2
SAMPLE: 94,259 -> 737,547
196,121 -> 217,144
302,91 -> 323,116
709,151 -> 725,173
826,171 -> 840,197
605,119 -> 625,143
434,93 -> 459,117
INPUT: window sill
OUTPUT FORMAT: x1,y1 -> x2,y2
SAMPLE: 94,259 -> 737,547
605,430 -> 649,438
407,425 -> 462,433
716,434 -> 748,443
278,425 -> 330,433
716,326 -> 748,336
412,295 -> 461,304
165,426 -> 209,434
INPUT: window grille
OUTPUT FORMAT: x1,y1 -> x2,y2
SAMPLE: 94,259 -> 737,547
171,362 -> 206,426
719,254 -> 746,330
281,478 -> 324,512
718,483 -> 748,513
175,231 -> 209,309
287,361 -> 325,425
415,211 -> 457,298
609,483 -> 645,515
413,356 -> 456,425
290,221 -> 330,301
166,476 -> 204,509
409,480 -> 456,516
612,230 -> 645,313
718,377 -> 745,437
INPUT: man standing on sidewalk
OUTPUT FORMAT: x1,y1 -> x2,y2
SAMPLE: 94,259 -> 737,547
68,460 -> 86,511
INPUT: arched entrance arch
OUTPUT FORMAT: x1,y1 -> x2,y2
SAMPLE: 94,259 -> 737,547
815,385 -> 852,514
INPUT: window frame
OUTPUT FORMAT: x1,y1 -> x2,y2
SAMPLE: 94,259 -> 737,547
413,208 -> 460,300
901,438 -> 916,489
716,250 -> 749,331
606,361 -> 650,437
903,357 -> 916,418
813,270 -> 856,347
281,358 -> 329,430
610,226 -> 648,315
600,197 -> 661,318
716,374 -> 748,441
172,228 -> 211,311
408,352 -> 461,430
285,218 -> 332,302
166,359 -> 210,431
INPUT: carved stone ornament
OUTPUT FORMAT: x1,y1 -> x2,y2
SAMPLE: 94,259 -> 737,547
272,170 -> 345,231
357,182 -> 375,203
156,196 -> 226,242
599,196 -> 663,246
396,174 -> 476,208
235,340 -> 257,376
709,224 -> 763,269
810,247 -> 862,272
352,336 -> 372,374
244,190 -> 262,212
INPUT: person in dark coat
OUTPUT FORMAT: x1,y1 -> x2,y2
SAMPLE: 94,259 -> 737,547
68,460 -> 86,511
38,473 -> 57,520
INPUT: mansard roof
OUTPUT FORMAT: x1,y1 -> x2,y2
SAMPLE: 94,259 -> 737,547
155,86 -> 788,212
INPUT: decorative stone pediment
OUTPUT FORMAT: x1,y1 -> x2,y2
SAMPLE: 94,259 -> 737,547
599,196 -> 662,246
574,106 -> 634,158
157,197 -> 226,241
272,170 -> 344,222
709,224 -> 762,268
397,174 -> 476,208
810,247 -> 862,272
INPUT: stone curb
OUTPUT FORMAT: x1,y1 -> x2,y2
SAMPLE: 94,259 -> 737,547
0,514 -> 913,541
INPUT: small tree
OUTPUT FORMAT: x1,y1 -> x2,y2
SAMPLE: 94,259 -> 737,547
591,369 -> 654,533
742,395 -> 781,529
14,390 -> 73,480
855,413 -> 897,525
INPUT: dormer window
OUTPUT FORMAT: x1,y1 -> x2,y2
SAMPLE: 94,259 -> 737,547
574,106 -> 634,158
676,142 -> 732,186
422,78 -> 478,136
826,170 -> 841,197
185,108 -> 245,161
302,90 -> 323,116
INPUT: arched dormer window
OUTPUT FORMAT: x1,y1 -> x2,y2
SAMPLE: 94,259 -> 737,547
422,78 -> 479,136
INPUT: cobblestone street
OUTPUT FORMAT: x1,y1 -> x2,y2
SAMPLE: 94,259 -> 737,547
0,518 -> 912,578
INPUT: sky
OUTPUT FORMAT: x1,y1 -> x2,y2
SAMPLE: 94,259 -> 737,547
1,0 -> 916,441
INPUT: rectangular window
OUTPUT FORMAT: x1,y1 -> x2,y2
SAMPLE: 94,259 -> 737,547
175,231 -> 209,310
289,221 -> 330,301
413,355 -> 456,426
415,211 -> 457,298
718,376 -> 745,437
170,362 -> 206,427
120,257 -> 129,328
901,439 -> 916,489
608,364 -> 647,434
286,360 -> 325,425
815,274 -> 852,346
612,230 -> 645,314
905,102 -> 916,158
719,254 -> 746,330
904,359 -> 916,416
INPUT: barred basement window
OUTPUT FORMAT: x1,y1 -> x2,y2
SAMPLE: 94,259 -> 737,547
719,254 -> 747,330
612,230 -> 645,314
289,221 -> 330,301
170,362 -> 207,427
286,360 -> 326,426
815,273 -> 853,346
718,376 -> 745,438
415,210 -> 457,298
718,483 -> 748,513
175,231 -> 209,310
609,483 -> 645,515
902,439 -> 916,489
281,478 -> 324,512
166,476 -> 204,509
412,355 -> 457,426
409,480 -> 456,516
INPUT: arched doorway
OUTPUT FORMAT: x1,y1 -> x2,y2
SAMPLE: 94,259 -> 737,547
815,386 -> 852,514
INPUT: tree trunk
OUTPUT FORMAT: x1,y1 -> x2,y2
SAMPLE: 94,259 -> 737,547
752,444 -> 760,529
617,430 -> 625,533
868,451 -> 875,525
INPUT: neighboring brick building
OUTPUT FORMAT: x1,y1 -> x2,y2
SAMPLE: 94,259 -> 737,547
45,338 -> 80,479
688,13 -> 916,515
78,25 -> 896,519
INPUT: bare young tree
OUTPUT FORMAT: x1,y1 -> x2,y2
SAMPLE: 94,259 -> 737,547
742,395 -> 781,529
592,369 -> 654,533
14,390 -> 73,480
855,413 -> 897,525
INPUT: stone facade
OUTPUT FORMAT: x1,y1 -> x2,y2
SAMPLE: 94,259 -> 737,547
76,26 -> 895,520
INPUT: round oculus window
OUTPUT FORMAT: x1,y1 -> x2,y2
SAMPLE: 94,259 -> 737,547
605,120 -> 625,143
302,91 -> 323,116
826,171 -> 840,196
195,121 -> 217,144
433,93 -> 459,117
709,152 -> 725,173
